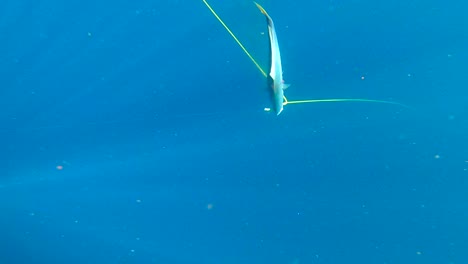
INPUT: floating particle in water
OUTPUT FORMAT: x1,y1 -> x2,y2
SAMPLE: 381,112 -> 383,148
56,165 -> 63,170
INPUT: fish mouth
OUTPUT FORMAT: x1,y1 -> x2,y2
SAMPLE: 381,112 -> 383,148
268,90 -> 284,115
275,99 -> 284,115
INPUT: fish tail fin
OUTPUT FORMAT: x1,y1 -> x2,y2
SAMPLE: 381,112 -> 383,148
254,2 -> 270,17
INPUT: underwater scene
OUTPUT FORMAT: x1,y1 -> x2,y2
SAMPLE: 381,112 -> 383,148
1,0 -> 467,263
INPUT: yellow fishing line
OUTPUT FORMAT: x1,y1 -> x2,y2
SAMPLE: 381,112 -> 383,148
285,98 -> 408,107
202,0 -> 407,109
202,0 -> 267,78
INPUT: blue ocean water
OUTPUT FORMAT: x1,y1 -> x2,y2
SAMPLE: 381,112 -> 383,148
1,0 -> 467,263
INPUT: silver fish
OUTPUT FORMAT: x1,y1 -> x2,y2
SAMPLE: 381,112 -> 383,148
255,2 -> 290,115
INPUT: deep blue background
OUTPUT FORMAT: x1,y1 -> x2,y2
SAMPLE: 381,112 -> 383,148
1,0 -> 467,263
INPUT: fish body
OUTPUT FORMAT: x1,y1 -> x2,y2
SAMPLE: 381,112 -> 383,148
255,2 -> 289,115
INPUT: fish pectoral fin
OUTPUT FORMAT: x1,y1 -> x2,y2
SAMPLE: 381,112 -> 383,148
282,83 -> 291,90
